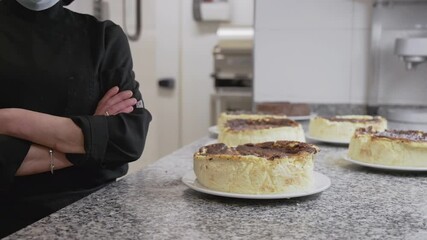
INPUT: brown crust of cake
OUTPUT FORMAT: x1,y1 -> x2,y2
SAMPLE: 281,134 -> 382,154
225,118 -> 299,131
355,127 -> 427,143
324,116 -> 383,123
224,110 -> 282,116
197,141 -> 319,160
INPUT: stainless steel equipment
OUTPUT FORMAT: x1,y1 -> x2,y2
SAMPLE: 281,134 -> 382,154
211,26 -> 254,124
395,37 -> 427,70
368,0 -> 427,123
212,26 -> 253,88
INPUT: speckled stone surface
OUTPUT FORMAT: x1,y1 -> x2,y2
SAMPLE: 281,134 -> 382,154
6,122 -> 427,240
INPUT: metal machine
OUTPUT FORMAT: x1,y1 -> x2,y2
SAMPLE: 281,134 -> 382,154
395,37 -> 427,70
212,26 -> 254,88
211,26 -> 254,123
369,0 -> 427,123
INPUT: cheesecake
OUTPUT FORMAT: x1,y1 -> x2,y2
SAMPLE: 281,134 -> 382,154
348,127 -> 427,167
194,141 -> 320,194
217,111 -> 286,132
308,115 -> 387,143
218,117 -> 306,147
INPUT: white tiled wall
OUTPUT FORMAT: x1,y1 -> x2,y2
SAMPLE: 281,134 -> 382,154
254,0 -> 373,104
255,29 -> 353,102
256,0 -> 353,30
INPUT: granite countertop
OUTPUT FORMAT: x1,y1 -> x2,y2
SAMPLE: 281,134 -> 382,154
7,122 -> 427,240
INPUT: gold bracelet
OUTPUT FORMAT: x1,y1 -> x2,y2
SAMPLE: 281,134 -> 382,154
49,149 -> 55,174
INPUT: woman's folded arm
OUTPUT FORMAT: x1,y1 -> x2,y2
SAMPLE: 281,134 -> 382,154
0,108 -> 85,154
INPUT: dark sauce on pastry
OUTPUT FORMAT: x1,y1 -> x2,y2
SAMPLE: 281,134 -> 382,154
325,116 -> 383,123
356,127 -> 427,142
198,141 -> 319,160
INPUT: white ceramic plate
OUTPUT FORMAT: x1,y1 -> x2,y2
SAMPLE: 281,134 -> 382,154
342,154 -> 427,171
305,134 -> 349,145
182,171 -> 331,199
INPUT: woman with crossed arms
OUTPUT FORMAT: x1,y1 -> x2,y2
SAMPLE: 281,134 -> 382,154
0,0 -> 152,236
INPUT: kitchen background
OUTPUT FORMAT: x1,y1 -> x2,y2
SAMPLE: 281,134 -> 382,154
67,0 -> 427,173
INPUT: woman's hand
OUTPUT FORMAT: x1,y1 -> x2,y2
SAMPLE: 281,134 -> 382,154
94,86 -> 137,116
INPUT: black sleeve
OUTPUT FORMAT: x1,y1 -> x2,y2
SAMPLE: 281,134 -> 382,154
66,23 -> 152,167
0,135 -> 31,193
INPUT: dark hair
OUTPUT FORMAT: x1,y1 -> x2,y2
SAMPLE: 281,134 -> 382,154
62,0 -> 75,6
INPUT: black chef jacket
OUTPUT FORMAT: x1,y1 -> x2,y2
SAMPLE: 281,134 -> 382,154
0,0 -> 151,235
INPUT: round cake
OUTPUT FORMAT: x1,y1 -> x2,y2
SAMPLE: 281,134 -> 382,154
348,127 -> 427,167
308,115 -> 387,143
218,117 -> 306,147
217,111 -> 286,132
194,141 -> 320,194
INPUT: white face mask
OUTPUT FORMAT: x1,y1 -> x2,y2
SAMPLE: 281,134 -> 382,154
16,0 -> 60,11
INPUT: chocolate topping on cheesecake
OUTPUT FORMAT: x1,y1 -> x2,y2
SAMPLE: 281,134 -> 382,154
225,110 -> 279,116
198,141 -> 319,160
356,127 -> 427,142
225,118 -> 299,131
325,116 -> 383,123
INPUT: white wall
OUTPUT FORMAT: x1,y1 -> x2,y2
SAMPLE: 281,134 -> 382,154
154,0 -> 181,157
255,0 -> 427,106
254,0 -> 373,104
65,0 -> 92,15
